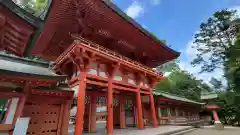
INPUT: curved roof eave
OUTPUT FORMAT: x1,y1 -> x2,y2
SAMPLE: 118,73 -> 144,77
153,90 -> 205,105
102,0 -> 180,58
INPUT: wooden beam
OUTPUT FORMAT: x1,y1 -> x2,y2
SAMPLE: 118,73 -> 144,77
113,86 -> 136,92
86,80 -> 108,87
0,124 -> 13,131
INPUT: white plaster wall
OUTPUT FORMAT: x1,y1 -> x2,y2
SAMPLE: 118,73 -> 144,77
13,117 -> 30,135
4,98 -> 19,124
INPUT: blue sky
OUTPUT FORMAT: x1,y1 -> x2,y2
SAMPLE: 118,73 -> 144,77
112,0 -> 240,84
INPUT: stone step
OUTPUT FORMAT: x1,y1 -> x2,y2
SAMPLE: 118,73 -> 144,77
157,127 -> 194,135
169,128 -> 196,135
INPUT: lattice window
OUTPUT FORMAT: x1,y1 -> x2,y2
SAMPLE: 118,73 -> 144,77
96,96 -> 106,105
125,99 -> 133,110
113,99 -> 119,107
84,96 -> 90,104
161,108 -> 168,117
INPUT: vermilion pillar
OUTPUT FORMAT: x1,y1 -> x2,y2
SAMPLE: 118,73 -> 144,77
157,106 -> 162,125
212,110 -> 219,121
90,94 -> 97,133
75,71 -> 87,135
136,90 -> 144,129
149,94 -> 158,128
175,108 -> 178,117
107,79 -> 114,134
183,110 -> 186,117
107,65 -> 118,134
119,96 -> 126,129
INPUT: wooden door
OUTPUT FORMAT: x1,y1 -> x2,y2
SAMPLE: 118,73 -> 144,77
125,99 -> 134,127
22,95 -> 65,135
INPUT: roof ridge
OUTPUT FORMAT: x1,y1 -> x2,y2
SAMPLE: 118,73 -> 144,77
153,89 -> 188,99
0,51 -> 50,68
153,90 -> 205,105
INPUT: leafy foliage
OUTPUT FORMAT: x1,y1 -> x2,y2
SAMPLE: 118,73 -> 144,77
214,91 -> 237,124
225,33 -> 240,92
155,62 -> 213,101
191,9 -> 237,73
220,32 -> 240,125
12,0 -> 49,19
193,10 -> 240,125
156,60 -> 180,73
155,9 -> 240,125
209,77 -> 223,89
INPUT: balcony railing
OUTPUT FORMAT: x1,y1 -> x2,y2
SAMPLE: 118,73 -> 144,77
73,36 -> 163,77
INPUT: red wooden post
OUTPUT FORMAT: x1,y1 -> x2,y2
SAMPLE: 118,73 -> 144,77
107,78 -> 114,134
136,90 -> 144,129
212,110 -> 219,121
75,71 -> 87,135
61,99 -> 73,135
119,96 -> 126,129
90,94 -> 97,133
149,94 -> 158,128
183,110 -> 185,117
106,64 -> 119,134
175,108 -> 178,117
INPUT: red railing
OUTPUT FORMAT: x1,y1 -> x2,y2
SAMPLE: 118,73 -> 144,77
73,37 -> 163,77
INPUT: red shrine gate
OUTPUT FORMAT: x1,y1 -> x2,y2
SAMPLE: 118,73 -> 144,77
0,0 -> 181,135
53,38 -> 161,134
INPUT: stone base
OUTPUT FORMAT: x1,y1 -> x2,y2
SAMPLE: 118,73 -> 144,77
214,121 -> 224,130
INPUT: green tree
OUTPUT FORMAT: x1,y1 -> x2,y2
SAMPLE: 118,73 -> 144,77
190,9 -> 240,125
225,33 -> 240,92
191,9 -> 237,73
156,60 -> 180,73
210,77 -> 223,89
222,32 -> 240,125
214,91 -> 236,124
155,62 -> 213,101
13,0 -> 49,18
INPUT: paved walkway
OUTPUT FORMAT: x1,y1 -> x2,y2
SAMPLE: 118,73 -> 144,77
185,126 -> 240,135
69,125 -> 192,135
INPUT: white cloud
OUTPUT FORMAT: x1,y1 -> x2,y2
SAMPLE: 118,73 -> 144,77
186,40 -> 198,58
125,1 -> 144,19
229,6 -> 240,18
151,0 -> 161,6
180,38 -> 226,86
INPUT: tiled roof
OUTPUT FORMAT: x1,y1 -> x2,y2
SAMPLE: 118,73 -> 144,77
153,91 -> 205,105
102,0 -> 180,57
0,52 -> 66,80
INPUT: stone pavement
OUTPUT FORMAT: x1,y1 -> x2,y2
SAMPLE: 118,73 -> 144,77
185,126 -> 240,135
69,125 -> 193,135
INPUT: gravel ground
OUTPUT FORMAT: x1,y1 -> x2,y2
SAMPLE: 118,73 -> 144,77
185,127 -> 240,135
